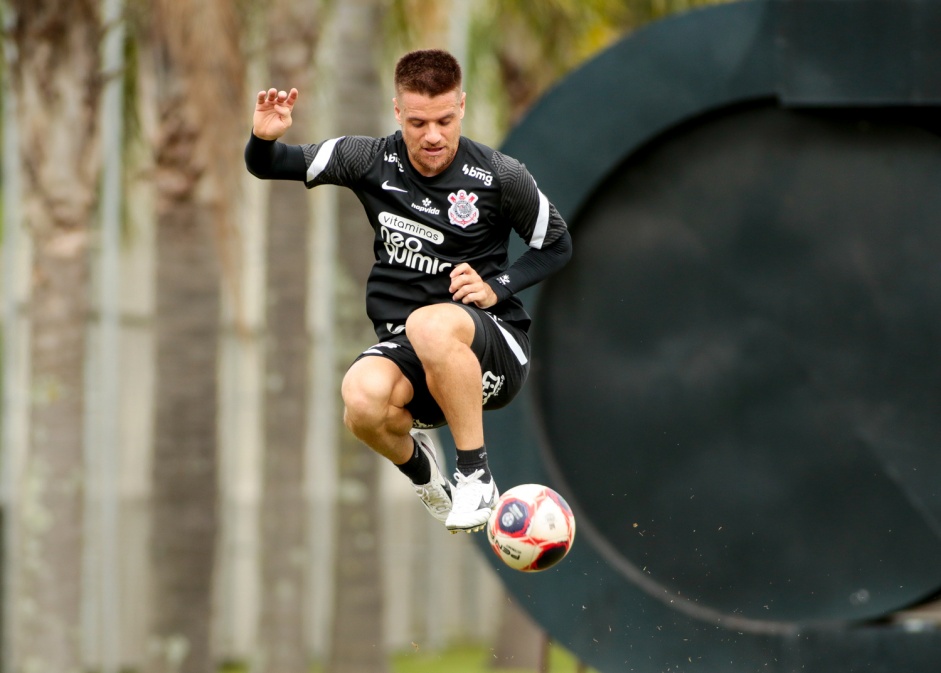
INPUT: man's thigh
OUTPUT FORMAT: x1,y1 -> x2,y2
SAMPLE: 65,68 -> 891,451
342,354 -> 413,410
350,335 -> 447,429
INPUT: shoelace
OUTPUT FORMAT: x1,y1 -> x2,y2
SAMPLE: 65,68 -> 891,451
453,469 -> 485,487
451,469 -> 490,508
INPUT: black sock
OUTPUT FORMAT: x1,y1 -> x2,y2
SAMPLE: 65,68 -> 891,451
456,445 -> 491,483
396,438 -> 431,485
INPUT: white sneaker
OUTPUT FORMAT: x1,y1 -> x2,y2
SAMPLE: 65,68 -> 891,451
445,469 -> 498,533
411,431 -> 453,523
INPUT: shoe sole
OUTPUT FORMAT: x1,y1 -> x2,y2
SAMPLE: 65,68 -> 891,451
446,511 -> 492,534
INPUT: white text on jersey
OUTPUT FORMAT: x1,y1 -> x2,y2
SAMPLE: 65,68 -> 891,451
411,198 -> 441,215
462,163 -> 493,186
379,212 -> 445,244
380,226 -> 453,275
384,152 -> 405,173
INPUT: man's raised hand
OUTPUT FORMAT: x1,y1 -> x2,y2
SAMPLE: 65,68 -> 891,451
252,87 -> 299,141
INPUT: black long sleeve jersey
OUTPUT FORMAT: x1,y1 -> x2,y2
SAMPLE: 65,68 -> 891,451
245,131 -> 572,340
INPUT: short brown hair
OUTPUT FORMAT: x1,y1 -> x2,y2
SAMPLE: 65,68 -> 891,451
394,49 -> 462,97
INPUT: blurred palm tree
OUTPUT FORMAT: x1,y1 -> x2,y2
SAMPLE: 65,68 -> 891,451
514,0 -> 730,125
256,0 -> 321,671
5,1 -> 102,670
139,0 -> 246,670
320,1 -> 389,672
388,0 -> 727,131
470,0 -> 633,125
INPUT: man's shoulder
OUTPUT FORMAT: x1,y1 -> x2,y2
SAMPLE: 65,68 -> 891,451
460,139 -> 528,189
460,136 -> 499,164
326,134 -> 399,181
336,133 -> 392,155
457,137 -> 526,187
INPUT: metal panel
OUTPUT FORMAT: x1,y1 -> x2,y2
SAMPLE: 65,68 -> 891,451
775,0 -> 941,105
460,0 -> 941,671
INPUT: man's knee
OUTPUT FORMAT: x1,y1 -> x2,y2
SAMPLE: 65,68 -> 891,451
341,364 -> 389,431
341,357 -> 412,433
406,304 -> 475,358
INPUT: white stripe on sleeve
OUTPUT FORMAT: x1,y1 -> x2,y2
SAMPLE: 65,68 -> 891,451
529,186 -> 549,249
306,136 -> 344,182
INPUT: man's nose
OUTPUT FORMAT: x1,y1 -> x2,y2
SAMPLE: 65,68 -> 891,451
425,124 -> 442,143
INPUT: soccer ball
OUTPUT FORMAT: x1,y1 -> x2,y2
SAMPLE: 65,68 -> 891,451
486,484 -> 576,572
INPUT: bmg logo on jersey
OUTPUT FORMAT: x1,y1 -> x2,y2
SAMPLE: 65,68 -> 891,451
384,151 -> 404,173
462,163 -> 493,186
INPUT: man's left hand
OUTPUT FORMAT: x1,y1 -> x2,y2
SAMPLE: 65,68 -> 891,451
449,263 -> 498,309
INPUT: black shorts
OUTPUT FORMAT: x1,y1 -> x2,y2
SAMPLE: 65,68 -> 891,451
352,304 -> 531,429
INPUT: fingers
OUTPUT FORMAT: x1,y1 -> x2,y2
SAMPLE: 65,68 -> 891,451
452,282 -> 497,309
449,264 -> 497,308
252,87 -> 298,140
449,262 -> 472,282
256,88 -> 280,104
449,263 -> 477,297
256,87 -> 299,106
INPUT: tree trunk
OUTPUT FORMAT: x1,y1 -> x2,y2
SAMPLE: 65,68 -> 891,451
115,34 -> 160,668
325,1 -> 388,672
144,0 -> 244,671
257,1 -> 320,671
149,198 -> 221,673
6,1 -> 101,671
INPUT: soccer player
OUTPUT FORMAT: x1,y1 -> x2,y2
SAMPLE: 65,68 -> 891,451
245,49 -> 571,533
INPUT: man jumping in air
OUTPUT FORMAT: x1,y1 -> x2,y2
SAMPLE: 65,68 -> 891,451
245,49 -> 571,533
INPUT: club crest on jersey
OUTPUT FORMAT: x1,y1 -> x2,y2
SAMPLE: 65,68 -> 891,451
447,189 -> 479,228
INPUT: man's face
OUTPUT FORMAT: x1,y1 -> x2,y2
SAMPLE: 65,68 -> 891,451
394,88 -> 465,177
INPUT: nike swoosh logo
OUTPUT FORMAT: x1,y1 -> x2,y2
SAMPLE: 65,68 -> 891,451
478,486 -> 497,510
381,180 -> 408,193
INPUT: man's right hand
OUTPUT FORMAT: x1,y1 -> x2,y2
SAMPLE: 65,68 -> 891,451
252,87 -> 298,140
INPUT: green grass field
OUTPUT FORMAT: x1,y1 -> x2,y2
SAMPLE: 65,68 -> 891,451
390,642 -> 595,673
221,641 -> 597,673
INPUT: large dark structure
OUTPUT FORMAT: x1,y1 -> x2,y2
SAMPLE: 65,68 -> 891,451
471,1 -> 941,671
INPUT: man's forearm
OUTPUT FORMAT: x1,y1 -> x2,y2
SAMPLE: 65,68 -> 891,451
486,230 -> 573,301
244,133 -> 308,181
